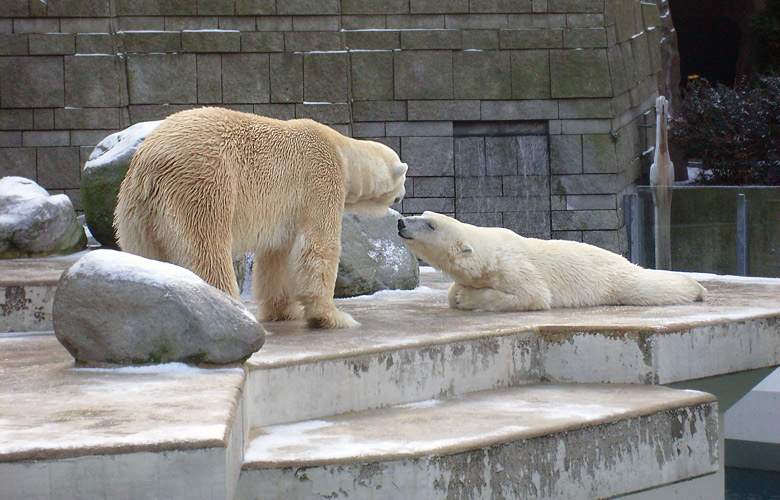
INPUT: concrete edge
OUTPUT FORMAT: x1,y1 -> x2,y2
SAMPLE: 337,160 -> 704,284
0,438 -> 229,464
250,315 -> 779,372
246,324 -> 539,369
1,365 -> 249,464
243,398 -> 718,470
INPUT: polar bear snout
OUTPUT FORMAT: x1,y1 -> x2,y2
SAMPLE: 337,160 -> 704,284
397,218 -> 410,239
398,216 -> 434,240
393,184 -> 406,205
398,217 -> 419,240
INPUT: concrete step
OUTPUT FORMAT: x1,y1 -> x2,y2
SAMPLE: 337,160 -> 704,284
237,384 -> 719,500
0,334 -> 247,500
4,260 -> 780,499
0,252 -> 84,333
245,269 -> 780,428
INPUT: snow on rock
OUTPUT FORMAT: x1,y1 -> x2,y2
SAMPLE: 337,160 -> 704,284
85,120 -> 161,171
335,209 -> 419,298
81,120 -> 161,248
53,249 -> 265,366
0,176 -> 49,203
0,176 -> 86,258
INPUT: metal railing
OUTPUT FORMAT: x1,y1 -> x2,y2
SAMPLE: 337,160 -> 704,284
624,186 -> 779,277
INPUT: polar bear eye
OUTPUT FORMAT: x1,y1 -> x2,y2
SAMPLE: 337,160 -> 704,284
426,221 -> 436,230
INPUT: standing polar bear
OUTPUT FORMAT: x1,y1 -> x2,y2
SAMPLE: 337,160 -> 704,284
115,107 -> 407,328
398,212 -> 706,311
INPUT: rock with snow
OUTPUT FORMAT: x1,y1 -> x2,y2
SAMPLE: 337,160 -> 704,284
53,249 -> 265,366
82,120 -> 161,248
335,209 -> 419,298
0,176 -> 86,258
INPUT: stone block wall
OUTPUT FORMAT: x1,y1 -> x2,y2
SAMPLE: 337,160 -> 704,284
0,0 -> 663,254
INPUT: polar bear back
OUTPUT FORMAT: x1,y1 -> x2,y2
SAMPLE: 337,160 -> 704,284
517,236 -> 705,308
520,237 -> 645,307
118,108 -> 346,257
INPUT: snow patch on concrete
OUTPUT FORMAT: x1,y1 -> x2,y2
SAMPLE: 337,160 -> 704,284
75,362 -> 242,376
396,399 -> 443,409
244,421 -> 532,464
0,424 -> 228,458
344,286 -> 438,301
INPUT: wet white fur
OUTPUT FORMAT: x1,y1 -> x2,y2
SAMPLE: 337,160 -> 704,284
115,107 -> 407,328
401,212 -> 706,312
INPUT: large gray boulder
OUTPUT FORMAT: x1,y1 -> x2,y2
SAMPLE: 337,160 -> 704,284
82,120 -> 161,248
335,209 -> 419,298
0,176 -> 86,259
53,249 -> 265,366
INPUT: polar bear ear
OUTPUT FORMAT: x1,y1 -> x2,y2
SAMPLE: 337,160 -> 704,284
393,163 -> 408,178
461,243 -> 474,255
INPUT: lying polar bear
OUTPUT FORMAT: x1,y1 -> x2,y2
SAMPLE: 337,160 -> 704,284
397,211 -> 706,311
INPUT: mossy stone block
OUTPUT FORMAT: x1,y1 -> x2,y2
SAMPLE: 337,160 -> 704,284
551,49 -> 612,98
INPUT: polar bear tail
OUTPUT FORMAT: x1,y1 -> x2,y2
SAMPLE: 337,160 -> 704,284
625,270 -> 707,306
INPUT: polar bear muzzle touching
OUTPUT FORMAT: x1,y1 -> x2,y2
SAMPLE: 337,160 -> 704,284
398,211 -> 706,312
115,107 -> 407,328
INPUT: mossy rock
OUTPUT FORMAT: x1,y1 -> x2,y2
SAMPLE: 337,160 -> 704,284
81,121 -> 161,248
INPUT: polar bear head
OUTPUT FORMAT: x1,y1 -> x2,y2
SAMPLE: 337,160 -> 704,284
343,139 -> 407,217
397,211 -> 476,276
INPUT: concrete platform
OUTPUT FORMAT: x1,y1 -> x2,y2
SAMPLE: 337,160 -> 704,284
0,252 -> 86,333
0,333 -> 246,500
238,384 -> 718,500
2,256 -> 780,499
246,268 -> 780,425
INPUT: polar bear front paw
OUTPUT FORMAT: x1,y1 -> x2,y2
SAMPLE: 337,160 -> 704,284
308,310 -> 360,329
261,300 -> 305,321
448,283 -> 464,309
450,283 -> 494,310
452,285 -> 485,311
452,286 -> 550,312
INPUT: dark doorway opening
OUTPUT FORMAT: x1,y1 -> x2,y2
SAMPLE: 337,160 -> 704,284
674,16 -> 742,87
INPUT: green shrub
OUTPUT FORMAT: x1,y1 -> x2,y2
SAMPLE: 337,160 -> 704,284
670,76 -> 780,185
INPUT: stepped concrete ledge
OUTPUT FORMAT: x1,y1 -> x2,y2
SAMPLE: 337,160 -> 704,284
0,252 -> 87,333
0,334 -> 247,500
246,268 -> 780,425
238,384 -> 718,500
2,258 -> 780,499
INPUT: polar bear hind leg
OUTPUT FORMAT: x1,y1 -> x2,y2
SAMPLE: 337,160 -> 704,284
291,224 -> 358,329
118,197 -> 240,298
188,235 -> 240,299
115,201 -> 167,263
152,180 -> 240,298
253,247 -> 304,321
170,205 -> 240,298
621,269 -> 707,305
